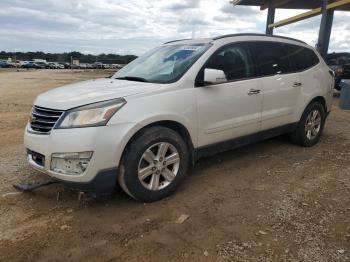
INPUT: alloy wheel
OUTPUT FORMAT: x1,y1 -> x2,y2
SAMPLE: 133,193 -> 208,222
305,109 -> 322,140
138,142 -> 180,191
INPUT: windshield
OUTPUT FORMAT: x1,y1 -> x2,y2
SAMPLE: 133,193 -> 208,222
113,43 -> 210,83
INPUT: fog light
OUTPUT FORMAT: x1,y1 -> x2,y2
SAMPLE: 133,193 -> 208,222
50,152 -> 93,175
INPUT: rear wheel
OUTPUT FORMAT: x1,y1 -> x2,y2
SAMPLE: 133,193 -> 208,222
290,101 -> 326,147
118,126 -> 189,202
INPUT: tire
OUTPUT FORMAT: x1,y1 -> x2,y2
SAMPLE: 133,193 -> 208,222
290,101 -> 326,147
118,126 -> 189,202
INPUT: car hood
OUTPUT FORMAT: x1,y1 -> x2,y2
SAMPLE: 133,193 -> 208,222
34,78 -> 162,110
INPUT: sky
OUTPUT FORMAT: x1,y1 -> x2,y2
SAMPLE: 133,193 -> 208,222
0,0 -> 349,55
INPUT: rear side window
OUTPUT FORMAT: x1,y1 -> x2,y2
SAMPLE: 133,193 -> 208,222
283,44 -> 320,71
250,42 -> 292,77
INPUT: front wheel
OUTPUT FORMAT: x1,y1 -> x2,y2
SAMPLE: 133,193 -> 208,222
290,101 -> 326,147
118,126 -> 189,202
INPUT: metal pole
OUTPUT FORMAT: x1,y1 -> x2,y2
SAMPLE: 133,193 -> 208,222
266,0 -> 275,35
317,0 -> 334,58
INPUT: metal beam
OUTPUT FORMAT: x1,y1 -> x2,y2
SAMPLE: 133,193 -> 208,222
269,8 -> 322,28
231,0 -> 350,10
317,0 -> 334,58
268,0 -> 350,29
229,0 -> 243,5
266,1 -> 275,35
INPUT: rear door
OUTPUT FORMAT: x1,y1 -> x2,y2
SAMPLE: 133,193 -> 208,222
195,42 -> 263,147
251,42 -> 300,130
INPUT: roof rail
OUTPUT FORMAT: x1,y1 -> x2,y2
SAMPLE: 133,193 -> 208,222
212,33 -> 306,44
163,38 -> 192,44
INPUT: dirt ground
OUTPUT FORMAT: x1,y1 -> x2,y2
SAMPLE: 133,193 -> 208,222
0,69 -> 349,262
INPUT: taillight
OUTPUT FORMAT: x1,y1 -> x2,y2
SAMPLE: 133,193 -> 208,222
335,67 -> 344,77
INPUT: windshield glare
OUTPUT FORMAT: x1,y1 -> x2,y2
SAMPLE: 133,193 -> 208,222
113,43 -> 210,83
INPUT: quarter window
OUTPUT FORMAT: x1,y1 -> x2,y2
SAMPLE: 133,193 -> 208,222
283,44 -> 320,71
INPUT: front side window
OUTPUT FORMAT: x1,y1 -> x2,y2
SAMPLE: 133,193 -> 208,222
197,43 -> 255,83
252,42 -> 292,76
113,43 -> 210,84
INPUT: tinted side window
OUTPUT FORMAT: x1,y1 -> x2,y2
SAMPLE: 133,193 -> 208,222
201,43 -> 255,82
251,42 -> 292,76
284,44 -> 320,71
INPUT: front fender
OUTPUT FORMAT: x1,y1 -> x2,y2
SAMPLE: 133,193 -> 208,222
109,114 -> 196,166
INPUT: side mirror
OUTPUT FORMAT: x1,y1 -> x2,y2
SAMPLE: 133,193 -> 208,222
203,68 -> 227,85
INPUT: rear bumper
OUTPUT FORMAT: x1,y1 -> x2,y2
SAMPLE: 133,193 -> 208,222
335,77 -> 341,90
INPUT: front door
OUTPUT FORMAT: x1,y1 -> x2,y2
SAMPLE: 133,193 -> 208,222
195,43 -> 263,148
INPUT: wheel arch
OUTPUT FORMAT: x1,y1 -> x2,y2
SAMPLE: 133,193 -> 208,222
294,95 -> 328,126
308,96 -> 327,112
120,120 -> 196,167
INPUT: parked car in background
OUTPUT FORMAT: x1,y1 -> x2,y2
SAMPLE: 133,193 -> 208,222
5,61 -> 21,68
22,61 -> 46,69
20,61 -> 30,67
22,62 -> 33,68
71,64 -> 78,69
25,34 -> 333,202
80,63 -> 87,69
61,62 -> 71,69
47,62 -> 58,69
0,61 -> 14,68
327,52 -> 350,90
93,62 -> 104,69
47,62 -> 64,69
34,62 -> 47,69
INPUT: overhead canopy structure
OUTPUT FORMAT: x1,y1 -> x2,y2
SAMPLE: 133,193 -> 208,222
230,0 -> 350,58
232,0 -> 350,10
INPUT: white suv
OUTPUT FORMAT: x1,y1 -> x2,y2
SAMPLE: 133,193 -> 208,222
25,34 -> 334,202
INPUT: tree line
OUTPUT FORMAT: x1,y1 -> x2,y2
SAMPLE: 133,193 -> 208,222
0,51 -> 137,64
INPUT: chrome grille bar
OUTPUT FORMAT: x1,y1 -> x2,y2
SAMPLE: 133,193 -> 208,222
30,106 -> 64,134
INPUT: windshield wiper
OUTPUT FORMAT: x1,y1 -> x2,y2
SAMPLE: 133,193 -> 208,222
115,76 -> 148,82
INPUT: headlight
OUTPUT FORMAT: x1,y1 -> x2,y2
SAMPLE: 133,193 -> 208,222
56,98 -> 126,128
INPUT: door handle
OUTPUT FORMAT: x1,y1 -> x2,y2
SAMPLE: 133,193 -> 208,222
293,82 -> 302,87
248,89 -> 261,95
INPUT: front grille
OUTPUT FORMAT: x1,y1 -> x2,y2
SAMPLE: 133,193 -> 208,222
30,106 -> 64,134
